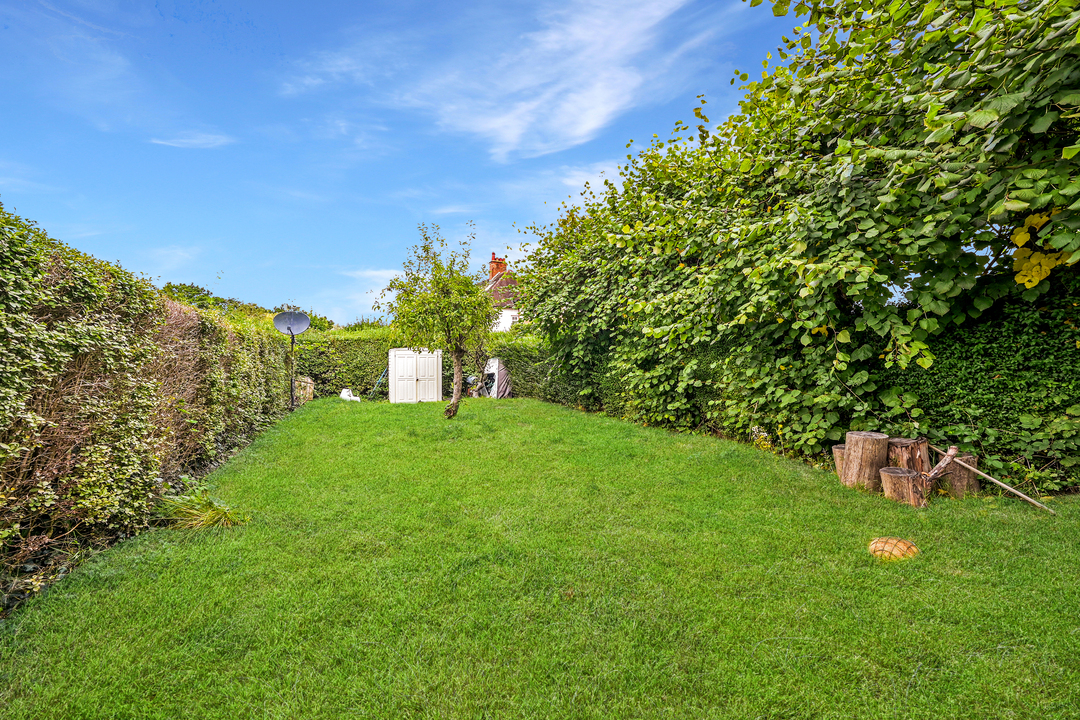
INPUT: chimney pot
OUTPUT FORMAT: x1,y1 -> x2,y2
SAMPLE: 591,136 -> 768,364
489,253 -> 507,280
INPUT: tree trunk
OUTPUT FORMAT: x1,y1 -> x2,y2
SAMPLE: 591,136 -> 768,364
880,467 -> 926,508
940,453 -> 980,498
444,349 -> 464,419
832,444 -> 846,480
888,437 -> 931,475
840,431 -> 890,491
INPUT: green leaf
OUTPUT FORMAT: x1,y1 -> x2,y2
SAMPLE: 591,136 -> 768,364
1003,199 -> 1030,212
1029,111 -> 1059,134
1018,414 -> 1042,429
965,108 -> 999,128
915,356 -> 933,369
739,158 -> 753,173
973,296 -> 993,311
836,329 -> 851,343
928,299 -> 949,315
925,126 -> 954,144
1063,145 -> 1080,160
1065,404 -> 1080,417
986,93 -> 1026,114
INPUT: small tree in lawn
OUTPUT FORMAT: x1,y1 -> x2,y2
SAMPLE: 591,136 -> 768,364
376,224 -> 497,419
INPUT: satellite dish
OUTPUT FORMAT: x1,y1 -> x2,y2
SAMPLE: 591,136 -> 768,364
274,311 -> 311,411
273,311 -> 310,336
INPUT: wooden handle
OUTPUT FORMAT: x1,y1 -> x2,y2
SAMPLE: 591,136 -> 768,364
929,445 -> 1056,516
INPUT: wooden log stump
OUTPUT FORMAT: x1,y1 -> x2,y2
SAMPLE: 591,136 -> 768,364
832,444 -> 846,480
887,437 -> 931,475
840,431 -> 890,491
880,467 -> 926,508
940,453 -> 980,498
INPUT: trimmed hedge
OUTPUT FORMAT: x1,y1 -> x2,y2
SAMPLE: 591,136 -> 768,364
489,329 -> 584,408
296,328 -> 454,400
1,202 -> 290,603
1,206 -> 162,553
153,301 -> 291,478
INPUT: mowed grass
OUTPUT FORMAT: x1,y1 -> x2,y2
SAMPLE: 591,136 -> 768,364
2,399 -> 1079,719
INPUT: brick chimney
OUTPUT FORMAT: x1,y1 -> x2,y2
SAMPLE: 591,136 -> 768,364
489,252 -> 507,279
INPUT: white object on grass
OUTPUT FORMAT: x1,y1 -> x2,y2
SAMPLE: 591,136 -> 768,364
340,388 -> 362,402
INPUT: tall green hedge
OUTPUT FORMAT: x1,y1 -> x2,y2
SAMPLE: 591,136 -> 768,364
1,206 -> 162,551
873,271 -> 1080,491
153,302 -> 291,476
496,275 -> 1080,495
488,329 -> 585,408
1,202 -> 291,603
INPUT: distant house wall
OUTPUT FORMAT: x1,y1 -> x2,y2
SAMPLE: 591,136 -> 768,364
494,308 -> 519,332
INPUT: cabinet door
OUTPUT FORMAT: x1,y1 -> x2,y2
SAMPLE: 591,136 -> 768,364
416,353 -> 441,402
393,351 -> 417,403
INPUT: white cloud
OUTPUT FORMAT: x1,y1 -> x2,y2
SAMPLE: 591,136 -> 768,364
559,160 -> 623,194
340,268 -> 401,284
0,174 -> 61,193
431,204 -> 475,215
499,158 -> 623,222
36,1 -> 128,37
147,244 -> 202,273
281,0 -> 750,160
150,132 -> 235,149
402,0 -> 693,160
310,268 -> 403,323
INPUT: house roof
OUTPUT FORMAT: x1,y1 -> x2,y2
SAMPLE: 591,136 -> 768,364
485,269 -> 517,308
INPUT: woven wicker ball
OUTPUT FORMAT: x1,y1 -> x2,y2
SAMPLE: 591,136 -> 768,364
868,537 -> 919,560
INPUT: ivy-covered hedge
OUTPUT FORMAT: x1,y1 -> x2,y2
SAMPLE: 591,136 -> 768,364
296,328 -> 454,400
496,275 -> 1080,493
1,202 -> 290,604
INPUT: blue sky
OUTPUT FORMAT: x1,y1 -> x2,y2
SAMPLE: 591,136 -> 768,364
1,0 -> 796,323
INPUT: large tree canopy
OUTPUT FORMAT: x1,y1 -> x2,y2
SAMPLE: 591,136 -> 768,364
518,0 -> 1080,455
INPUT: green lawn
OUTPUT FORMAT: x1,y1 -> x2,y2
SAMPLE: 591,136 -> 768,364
2,399 -> 1078,719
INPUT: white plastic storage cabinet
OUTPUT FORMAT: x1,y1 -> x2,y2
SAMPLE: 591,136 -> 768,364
388,348 -> 443,403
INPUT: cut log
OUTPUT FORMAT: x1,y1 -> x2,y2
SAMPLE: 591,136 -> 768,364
832,444 -> 846,480
840,431 -> 890,491
887,437 -> 931,475
940,452 -> 980,498
880,467 -> 926,508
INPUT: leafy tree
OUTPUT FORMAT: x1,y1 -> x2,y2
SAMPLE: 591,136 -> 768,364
376,224 -> 496,418
272,303 -> 335,332
518,0 -> 1080,466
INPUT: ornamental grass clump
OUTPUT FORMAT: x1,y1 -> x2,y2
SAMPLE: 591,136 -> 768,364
156,491 -> 248,529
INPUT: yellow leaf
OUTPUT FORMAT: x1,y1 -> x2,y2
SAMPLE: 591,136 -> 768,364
1025,212 -> 1051,230
1012,228 -> 1031,247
